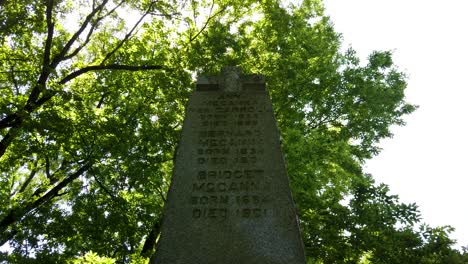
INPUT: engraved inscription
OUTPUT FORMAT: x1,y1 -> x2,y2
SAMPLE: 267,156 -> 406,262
190,93 -> 273,219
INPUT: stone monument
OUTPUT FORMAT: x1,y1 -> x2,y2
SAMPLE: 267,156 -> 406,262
153,67 -> 306,264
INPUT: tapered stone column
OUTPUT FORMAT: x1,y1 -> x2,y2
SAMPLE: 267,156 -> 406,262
153,67 -> 306,264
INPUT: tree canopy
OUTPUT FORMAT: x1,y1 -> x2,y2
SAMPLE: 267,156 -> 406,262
1,0 -> 467,263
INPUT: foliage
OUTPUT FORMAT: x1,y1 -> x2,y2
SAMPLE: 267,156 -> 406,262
67,251 -> 116,264
0,0 -> 466,263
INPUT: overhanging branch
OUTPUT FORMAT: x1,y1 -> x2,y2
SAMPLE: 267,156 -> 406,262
42,0 -> 55,70
63,0 -> 125,61
0,162 -> 92,245
100,2 -> 154,64
50,0 -> 110,68
189,1 -> 227,42
27,0 -> 55,107
59,64 -> 163,84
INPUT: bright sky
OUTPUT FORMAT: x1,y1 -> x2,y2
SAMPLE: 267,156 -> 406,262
322,0 -> 468,249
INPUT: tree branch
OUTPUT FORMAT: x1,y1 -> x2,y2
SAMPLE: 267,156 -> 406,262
63,0 -> 125,61
96,92 -> 109,108
141,217 -> 162,257
0,129 -> 16,158
0,163 -> 92,244
0,229 -> 17,248
100,2 -> 153,64
55,191 -> 69,198
156,186 -> 167,203
93,174 -> 115,199
62,20 -> 98,61
17,160 -> 39,194
189,1 -> 226,42
0,91 -> 56,132
26,0 -> 55,108
59,64 -> 163,85
9,66 -> 20,95
45,156 -> 51,179
0,113 -> 18,130
31,157 -> 67,198
99,0 -> 125,20
42,0 -> 55,71
50,0 -> 110,68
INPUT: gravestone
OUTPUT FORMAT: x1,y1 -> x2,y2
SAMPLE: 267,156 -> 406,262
153,67 -> 306,264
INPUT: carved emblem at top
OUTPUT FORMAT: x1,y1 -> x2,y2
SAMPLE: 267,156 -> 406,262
196,66 -> 265,91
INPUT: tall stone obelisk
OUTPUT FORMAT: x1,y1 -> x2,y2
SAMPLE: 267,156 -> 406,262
153,67 -> 306,264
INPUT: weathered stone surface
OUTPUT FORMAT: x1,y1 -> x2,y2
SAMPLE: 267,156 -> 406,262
153,68 -> 306,264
